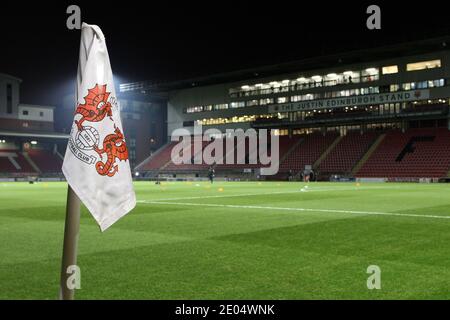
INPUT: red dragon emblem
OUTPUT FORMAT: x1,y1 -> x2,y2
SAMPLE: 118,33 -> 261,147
75,84 -> 113,131
70,84 -> 130,178
94,126 -> 129,177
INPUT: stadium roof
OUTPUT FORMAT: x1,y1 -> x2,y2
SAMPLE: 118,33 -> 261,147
120,35 -> 450,95
0,73 -> 22,83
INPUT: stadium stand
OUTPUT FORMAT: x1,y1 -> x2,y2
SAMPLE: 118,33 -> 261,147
318,131 -> 379,175
215,136 -> 256,169
356,128 -> 450,178
138,142 -> 177,171
212,134 -> 298,169
137,134 -> 302,173
0,150 -> 37,174
26,149 -> 63,173
0,151 -> 20,173
135,127 -> 450,181
164,136 -> 211,171
279,132 -> 339,173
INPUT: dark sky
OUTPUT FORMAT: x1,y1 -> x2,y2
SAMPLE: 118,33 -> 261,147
1,1 -> 450,106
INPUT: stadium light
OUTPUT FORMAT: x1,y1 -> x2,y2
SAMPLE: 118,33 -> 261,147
30,141 -> 38,145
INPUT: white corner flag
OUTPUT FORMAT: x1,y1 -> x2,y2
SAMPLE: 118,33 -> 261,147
62,23 -> 136,231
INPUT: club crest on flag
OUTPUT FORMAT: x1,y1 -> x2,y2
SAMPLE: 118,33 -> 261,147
94,125 -> 129,177
75,126 -> 99,150
68,83 -> 130,177
62,23 -> 136,232
75,84 -> 113,130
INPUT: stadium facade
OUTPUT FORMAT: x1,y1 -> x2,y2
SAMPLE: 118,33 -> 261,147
2,37 -> 450,182
124,37 -> 450,182
0,73 -> 67,180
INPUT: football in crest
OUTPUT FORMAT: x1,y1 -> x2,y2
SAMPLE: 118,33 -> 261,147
75,126 -> 100,150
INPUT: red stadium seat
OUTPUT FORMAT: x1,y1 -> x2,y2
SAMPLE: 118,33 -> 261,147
0,149 -> 36,174
26,149 -> 63,173
318,132 -> 379,174
139,142 -> 178,170
356,128 -> 450,178
279,132 -> 339,173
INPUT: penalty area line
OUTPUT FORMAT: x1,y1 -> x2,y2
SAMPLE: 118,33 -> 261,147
139,201 -> 450,220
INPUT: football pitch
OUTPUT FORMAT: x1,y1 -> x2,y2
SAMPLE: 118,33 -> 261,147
1,181 -> 450,299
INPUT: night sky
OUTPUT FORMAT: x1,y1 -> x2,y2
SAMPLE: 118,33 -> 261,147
1,1 -> 450,106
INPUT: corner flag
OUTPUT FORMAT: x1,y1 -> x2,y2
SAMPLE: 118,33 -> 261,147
62,23 -> 136,231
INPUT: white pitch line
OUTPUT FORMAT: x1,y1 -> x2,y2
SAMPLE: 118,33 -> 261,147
138,190 -> 300,202
136,186 -> 397,202
139,201 -> 450,220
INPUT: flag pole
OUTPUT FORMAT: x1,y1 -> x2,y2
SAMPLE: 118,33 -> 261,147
59,185 -> 81,300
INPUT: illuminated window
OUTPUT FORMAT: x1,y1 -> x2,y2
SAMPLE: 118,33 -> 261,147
417,81 -> 427,89
291,95 -> 302,102
382,65 -> 398,74
407,59 -> 441,71
186,106 -> 203,113
390,84 -> 399,92
273,129 -> 288,136
246,100 -> 258,107
361,68 -> 379,82
235,101 -> 245,108
426,79 -> 445,88
214,103 -> 228,111
259,98 -> 274,105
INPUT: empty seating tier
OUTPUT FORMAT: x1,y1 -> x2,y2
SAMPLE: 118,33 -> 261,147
356,128 -> 450,178
279,133 -> 339,173
27,149 -> 63,173
0,150 -> 36,174
318,132 -> 379,174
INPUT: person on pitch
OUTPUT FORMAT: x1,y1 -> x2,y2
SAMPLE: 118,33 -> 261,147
208,166 -> 215,184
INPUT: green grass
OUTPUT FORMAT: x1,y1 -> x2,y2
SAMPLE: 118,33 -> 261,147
1,180 -> 450,299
